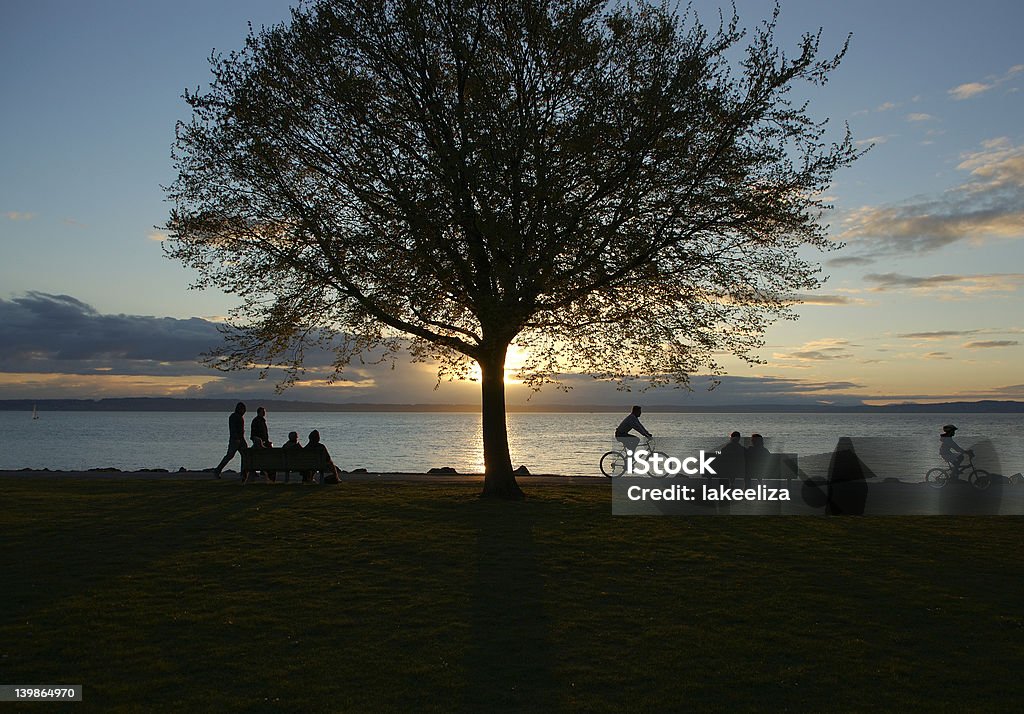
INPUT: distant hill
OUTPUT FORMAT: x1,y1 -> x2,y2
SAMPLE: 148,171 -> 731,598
2,398 -> 1023,413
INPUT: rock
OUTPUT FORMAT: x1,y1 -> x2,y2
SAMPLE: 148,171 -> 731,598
88,467 -> 121,472
514,465 -> 531,475
351,467 -> 368,473
427,466 -> 459,474
178,467 -> 187,473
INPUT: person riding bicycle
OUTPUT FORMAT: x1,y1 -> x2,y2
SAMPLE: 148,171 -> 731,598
939,424 -> 973,480
615,405 -> 653,452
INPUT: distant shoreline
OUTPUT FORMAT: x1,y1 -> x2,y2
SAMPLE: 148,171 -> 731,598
3,397 -> 1023,413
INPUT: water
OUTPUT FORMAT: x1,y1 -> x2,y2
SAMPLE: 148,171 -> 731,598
3,410 -> 1023,480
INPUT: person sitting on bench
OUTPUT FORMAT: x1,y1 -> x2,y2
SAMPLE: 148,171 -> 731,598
306,430 -> 342,484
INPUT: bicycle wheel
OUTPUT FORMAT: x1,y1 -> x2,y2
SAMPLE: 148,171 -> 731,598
925,467 -> 949,489
968,469 -> 991,491
600,451 -> 627,478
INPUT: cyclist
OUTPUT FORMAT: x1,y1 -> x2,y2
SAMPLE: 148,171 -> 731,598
939,424 -> 973,480
615,405 -> 653,452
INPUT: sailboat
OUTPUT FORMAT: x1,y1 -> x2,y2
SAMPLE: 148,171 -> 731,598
32,404 -> 39,420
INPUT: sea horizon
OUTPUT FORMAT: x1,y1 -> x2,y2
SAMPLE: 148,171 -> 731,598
3,396 -> 1024,413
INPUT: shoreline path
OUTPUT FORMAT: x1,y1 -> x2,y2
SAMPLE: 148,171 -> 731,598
0,469 -> 602,484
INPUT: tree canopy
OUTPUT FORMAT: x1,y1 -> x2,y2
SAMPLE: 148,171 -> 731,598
166,0 -> 858,498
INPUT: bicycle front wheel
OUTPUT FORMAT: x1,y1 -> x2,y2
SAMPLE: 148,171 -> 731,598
600,451 -> 627,478
925,467 -> 949,489
969,469 -> 992,491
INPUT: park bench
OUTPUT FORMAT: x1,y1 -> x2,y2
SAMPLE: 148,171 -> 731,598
241,447 -> 332,483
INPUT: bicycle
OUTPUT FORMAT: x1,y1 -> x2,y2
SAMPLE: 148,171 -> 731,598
925,453 -> 991,491
600,437 -> 669,478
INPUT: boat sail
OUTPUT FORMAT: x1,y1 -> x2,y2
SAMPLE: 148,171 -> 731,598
32,404 -> 39,420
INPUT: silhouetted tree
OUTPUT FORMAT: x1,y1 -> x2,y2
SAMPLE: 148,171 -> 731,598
166,0 -> 858,499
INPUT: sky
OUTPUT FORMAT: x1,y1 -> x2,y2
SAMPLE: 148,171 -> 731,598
1,0 -> 1022,407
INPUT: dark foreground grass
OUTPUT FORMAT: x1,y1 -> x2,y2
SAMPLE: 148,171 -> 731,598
1,478 -> 1022,713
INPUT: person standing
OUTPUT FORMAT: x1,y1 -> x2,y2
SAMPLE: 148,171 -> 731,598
214,402 -> 248,478
249,406 -> 276,482
250,406 -> 272,448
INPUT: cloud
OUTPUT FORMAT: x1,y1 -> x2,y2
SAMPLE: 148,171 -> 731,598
854,135 -> 893,147
786,350 -> 848,361
906,113 -> 934,122
863,272 -> 1023,295
773,338 -> 855,363
0,292 -> 886,406
948,65 -> 1024,101
825,255 -> 875,268
948,82 -> 993,100
983,383 -> 1024,396
838,138 -> 1024,255
897,330 -> 980,340
0,292 -> 223,372
5,211 -> 36,221
923,352 -> 952,360
864,273 -> 953,290
875,101 -> 898,112
789,294 -> 866,306
147,230 -> 167,242
962,340 -> 1019,349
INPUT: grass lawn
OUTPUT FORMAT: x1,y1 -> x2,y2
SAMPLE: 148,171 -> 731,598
1,477 -> 1022,712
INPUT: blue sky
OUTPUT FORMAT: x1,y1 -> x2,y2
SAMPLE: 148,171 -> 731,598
1,0 -> 1022,405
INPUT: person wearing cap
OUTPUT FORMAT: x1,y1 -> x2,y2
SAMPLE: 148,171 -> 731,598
939,424 -> 973,480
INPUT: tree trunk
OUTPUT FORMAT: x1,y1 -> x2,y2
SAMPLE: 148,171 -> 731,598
478,346 -> 525,500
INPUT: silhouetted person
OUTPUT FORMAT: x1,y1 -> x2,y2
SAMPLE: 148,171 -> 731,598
250,406 -> 276,482
306,429 -> 342,484
281,431 -> 306,483
718,431 -> 747,486
251,406 -> 272,447
214,402 -> 248,478
826,436 -> 869,515
615,405 -> 653,452
939,424 -> 973,480
745,433 -> 771,483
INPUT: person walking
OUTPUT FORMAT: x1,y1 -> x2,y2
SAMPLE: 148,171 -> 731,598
213,402 -> 248,479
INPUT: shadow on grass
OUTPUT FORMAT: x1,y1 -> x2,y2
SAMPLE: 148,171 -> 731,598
462,499 -> 559,711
